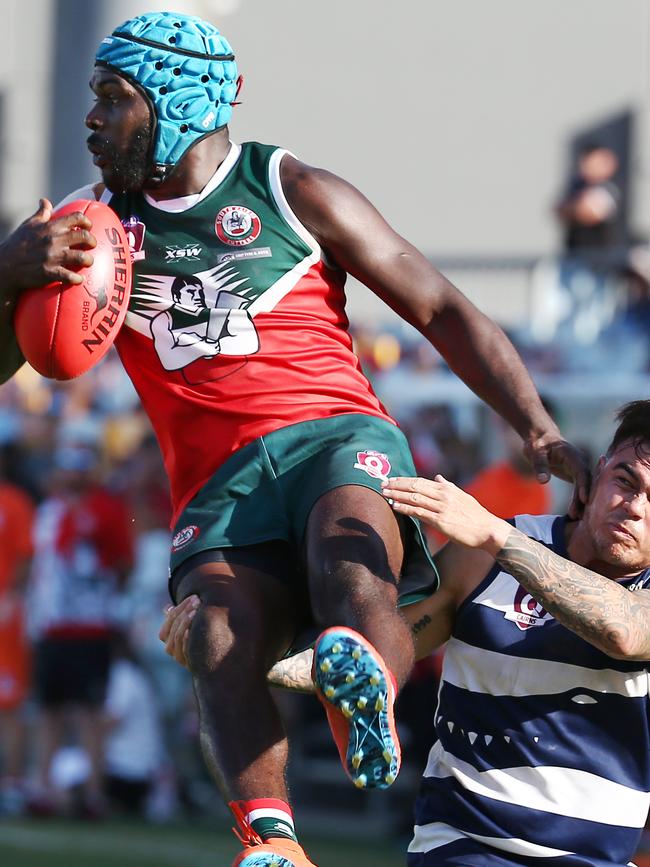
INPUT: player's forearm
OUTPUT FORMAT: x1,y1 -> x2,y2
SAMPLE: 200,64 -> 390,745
497,526 -> 650,659
424,298 -> 554,441
0,287 -> 24,384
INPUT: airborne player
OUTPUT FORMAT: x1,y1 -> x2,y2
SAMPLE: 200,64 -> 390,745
0,12 -> 588,867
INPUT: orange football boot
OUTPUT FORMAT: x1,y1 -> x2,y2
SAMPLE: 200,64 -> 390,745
312,626 -> 400,790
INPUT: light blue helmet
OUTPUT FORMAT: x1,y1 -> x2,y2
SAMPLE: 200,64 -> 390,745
95,11 -> 238,182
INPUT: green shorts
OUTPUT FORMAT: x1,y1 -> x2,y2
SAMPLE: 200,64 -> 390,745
170,413 -> 439,606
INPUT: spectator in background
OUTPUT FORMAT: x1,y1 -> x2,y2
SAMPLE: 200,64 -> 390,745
103,630 -> 166,819
545,143 -> 627,350
556,143 -> 622,254
0,447 -> 35,815
26,444 -> 134,817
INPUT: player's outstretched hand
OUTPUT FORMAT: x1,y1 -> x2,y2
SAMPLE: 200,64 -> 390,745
0,198 -> 97,296
522,431 -> 591,518
159,594 -> 200,668
382,475 -> 510,555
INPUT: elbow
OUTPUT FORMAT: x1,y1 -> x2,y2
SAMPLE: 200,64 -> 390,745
604,629 -> 640,661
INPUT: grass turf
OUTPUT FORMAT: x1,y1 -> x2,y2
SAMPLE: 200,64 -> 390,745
0,817 -> 406,867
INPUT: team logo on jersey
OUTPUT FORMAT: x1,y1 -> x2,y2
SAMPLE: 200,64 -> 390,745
215,206 -> 262,247
172,524 -> 201,551
354,450 -> 392,481
122,215 -> 146,262
165,244 -> 202,262
505,585 -> 552,630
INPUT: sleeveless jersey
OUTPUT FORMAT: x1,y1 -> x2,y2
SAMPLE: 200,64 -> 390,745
106,142 -> 393,522
409,514 -> 650,866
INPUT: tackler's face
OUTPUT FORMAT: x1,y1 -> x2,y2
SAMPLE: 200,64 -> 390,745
585,439 -> 650,573
85,67 -> 153,193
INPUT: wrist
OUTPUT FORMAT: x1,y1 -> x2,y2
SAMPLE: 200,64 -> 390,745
481,517 -> 512,557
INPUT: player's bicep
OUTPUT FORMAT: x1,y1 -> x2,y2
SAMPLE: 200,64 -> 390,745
280,157 -> 455,330
405,542 -> 494,659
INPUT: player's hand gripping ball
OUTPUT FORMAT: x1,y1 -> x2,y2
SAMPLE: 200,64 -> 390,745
14,199 -> 132,380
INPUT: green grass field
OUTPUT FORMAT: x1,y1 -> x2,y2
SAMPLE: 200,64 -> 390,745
0,818 -> 406,867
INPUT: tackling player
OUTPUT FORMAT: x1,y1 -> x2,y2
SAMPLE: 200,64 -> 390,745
0,12 -> 588,867
166,399 -> 650,865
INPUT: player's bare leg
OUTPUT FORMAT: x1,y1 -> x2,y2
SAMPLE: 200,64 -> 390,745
305,485 -> 414,789
175,560 -> 318,865
175,561 -> 298,802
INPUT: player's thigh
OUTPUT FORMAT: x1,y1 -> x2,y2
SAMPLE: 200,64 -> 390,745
174,545 -> 303,669
304,484 -> 404,616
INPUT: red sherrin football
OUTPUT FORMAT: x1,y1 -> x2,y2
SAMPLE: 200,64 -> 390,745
14,199 -> 132,380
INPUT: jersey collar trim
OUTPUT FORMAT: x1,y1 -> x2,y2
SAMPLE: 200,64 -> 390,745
142,141 -> 242,213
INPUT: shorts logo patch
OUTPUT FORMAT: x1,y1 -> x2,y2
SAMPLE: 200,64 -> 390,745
504,585 -> 552,630
354,450 -> 392,481
215,206 -> 262,247
172,524 -> 201,552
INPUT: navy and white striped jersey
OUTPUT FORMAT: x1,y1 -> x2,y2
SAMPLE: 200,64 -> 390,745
408,514 -> 650,866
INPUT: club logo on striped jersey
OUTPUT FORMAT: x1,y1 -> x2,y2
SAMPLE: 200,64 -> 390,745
505,585 -> 552,630
215,206 -> 262,247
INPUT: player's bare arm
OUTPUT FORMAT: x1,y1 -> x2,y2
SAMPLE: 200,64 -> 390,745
0,198 -> 97,384
383,474 -> 650,660
494,529 -> 650,660
280,155 -> 589,512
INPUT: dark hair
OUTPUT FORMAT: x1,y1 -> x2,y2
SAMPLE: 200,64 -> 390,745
607,400 -> 650,458
171,274 -> 205,305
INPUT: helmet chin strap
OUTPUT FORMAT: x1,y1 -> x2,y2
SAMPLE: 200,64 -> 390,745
147,163 -> 172,186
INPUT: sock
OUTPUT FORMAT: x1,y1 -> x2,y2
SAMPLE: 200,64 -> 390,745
242,798 -> 297,842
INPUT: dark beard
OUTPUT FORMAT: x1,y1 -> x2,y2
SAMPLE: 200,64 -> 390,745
92,123 -> 153,193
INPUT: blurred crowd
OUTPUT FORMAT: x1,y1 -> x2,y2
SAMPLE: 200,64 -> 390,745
1,140 -> 650,839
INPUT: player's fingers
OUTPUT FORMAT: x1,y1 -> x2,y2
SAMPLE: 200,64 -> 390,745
48,266 -> 84,285
67,228 -> 98,250
57,211 -> 93,232
162,596 -> 199,648
167,609 -> 196,664
61,249 -> 94,269
530,451 -> 551,484
31,198 -> 53,223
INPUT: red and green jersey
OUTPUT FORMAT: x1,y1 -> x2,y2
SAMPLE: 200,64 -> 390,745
107,142 -> 393,523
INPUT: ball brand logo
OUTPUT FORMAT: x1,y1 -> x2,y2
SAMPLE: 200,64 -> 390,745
81,227 -> 130,354
506,585 -> 552,631
215,206 -> 262,247
354,450 -> 392,481
172,524 -> 201,551
81,283 -> 108,333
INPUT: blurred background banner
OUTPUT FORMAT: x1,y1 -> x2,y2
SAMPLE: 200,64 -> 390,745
3,0 -> 650,861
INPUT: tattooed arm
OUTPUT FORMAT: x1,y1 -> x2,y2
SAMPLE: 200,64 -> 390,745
267,649 -> 315,694
382,474 -> 650,660
494,527 -> 650,660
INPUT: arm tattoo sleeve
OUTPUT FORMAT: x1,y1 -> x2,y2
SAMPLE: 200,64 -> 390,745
496,527 -> 650,660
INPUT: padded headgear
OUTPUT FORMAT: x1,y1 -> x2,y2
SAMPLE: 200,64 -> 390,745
96,11 -> 238,182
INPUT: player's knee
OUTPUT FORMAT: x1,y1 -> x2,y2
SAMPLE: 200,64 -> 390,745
311,561 -> 398,625
184,603 -> 233,676
184,601 -> 265,679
